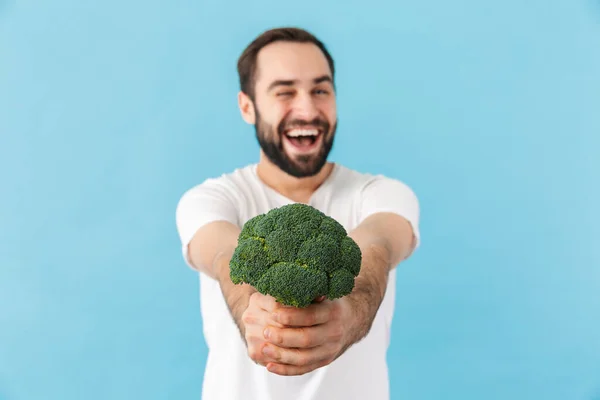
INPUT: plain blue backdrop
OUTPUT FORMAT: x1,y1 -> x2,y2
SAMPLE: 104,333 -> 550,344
1,0 -> 599,399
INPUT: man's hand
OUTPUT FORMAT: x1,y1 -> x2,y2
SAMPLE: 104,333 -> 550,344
241,293 -> 346,373
257,297 -> 355,376
254,212 -> 416,376
240,292 -> 286,366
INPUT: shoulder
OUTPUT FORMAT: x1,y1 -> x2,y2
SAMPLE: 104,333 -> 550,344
332,164 -> 418,199
175,163 -> 257,224
175,164 -> 257,246
178,163 -> 257,202
334,163 -> 420,231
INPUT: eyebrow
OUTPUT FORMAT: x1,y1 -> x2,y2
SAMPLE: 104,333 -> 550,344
267,75 -> 333,92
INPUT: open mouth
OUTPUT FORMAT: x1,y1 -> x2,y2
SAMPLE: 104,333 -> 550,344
282,128 -> 323,153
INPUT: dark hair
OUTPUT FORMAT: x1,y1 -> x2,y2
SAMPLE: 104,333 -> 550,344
237,27 -> 335,100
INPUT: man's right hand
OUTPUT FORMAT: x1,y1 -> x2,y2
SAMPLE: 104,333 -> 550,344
185,220 -> 306,367
209,241 -> 284,367
240,293 -> 326,368
240,292 -> 286,366
187,220 -> 271,359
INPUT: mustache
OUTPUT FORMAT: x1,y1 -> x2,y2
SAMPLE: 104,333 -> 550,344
278,117 -> 330,134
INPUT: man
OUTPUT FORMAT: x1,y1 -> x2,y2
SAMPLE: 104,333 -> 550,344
176,27 -> 420,400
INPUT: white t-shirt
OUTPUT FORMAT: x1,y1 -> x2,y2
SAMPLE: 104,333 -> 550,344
176,163 -> 420,400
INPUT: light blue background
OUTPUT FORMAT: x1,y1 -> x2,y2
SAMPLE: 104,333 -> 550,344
1,0 -> 599,399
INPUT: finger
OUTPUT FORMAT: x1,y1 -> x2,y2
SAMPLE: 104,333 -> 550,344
243,301 -> 284,329
242,307 -> 280,329
264,325 -> 329,348
261,343 -> 330,367
251,292 -> 281,313
266,358 -> 332,376
273,301 -> 333,327
245,327 -> 279,366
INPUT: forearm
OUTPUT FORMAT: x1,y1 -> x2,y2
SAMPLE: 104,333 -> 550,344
344,212 -> 414,344
344,241 -> 391,345
214,249 -> 256,341
187,220 -> 257,342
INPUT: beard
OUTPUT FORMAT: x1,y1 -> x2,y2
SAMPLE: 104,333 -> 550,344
254,109 -> 336,178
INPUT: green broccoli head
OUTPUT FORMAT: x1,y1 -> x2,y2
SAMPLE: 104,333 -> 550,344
229,203 -> 362,307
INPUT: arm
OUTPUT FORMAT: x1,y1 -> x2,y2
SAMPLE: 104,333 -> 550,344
344,211 -> 416,346
261,177 -> 420,376
343,176 -> 420,345
187,221 -> 255,337
188,220 -> 287,363
175,182 -> 254,332
260,212 -> 417,376
176,184 -> 283,364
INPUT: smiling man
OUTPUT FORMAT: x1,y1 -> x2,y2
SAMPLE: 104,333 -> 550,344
176,27 -> 421,400
244,39 -> 336,181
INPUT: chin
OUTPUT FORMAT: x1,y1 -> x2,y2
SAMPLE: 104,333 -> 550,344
285,154 -> 329,178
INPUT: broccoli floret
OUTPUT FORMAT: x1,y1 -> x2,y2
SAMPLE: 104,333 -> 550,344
339,236 -> 362,277
297,233 -> 340,273
229,203 -> 362,307
255,262 -> 328,308
229,237 -> 270,286
238,214 -> 264,241
327,268 -> 356,300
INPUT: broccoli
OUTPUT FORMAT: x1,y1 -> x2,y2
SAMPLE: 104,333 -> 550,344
229,203 -> 362,307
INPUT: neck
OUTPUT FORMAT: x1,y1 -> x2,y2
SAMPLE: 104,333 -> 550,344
256,152 -> 334,204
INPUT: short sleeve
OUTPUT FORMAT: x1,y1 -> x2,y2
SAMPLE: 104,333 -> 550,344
175,179 -> 240,268
359,176 -> 421,256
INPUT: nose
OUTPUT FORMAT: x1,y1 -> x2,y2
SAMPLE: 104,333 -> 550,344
292,91 -> 319,120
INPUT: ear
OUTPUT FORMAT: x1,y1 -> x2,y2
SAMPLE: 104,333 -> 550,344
238,91 -> 256,125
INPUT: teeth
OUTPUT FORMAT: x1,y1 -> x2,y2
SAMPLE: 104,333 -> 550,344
286,129 -> 319,137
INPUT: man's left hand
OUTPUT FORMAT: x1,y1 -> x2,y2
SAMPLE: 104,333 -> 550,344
260,297 -> 356,376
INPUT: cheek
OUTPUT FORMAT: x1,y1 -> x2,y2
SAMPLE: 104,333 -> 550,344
264,102 -> 289,124
329,104 -> 337,119
324,105 -> 337,125
275,105 -> 292,121
320,98 -> 336,119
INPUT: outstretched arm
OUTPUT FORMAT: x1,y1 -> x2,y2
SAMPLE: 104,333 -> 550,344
344,211 -> 417,345
260,177 -> 420,376
187,221 -> 254,335
260,211 -> 417,376
346,177 -> 421,344
176,184 -> 288,367
187,221 -> 289,367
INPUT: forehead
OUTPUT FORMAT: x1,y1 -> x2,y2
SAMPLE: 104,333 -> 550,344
254,41 -> 332,90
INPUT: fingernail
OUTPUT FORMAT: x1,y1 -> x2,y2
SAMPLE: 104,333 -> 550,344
263,328 -> 270,339
263,345 -> 274,357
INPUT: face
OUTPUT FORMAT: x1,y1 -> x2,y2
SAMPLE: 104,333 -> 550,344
240,41 -> 337,178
